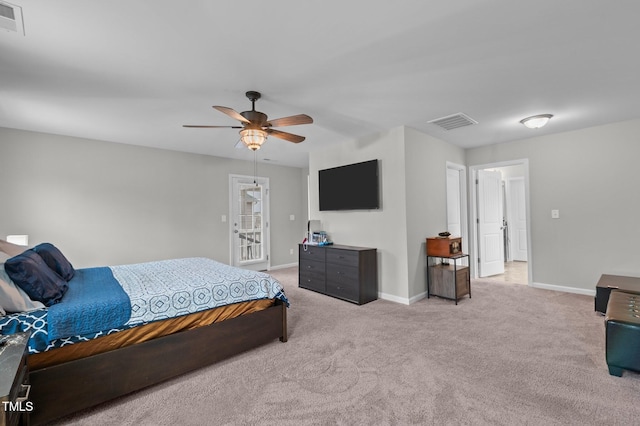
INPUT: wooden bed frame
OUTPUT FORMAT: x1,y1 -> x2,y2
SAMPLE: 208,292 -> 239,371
28,299 -> 287,425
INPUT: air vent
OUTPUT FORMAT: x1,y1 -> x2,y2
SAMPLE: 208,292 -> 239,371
0,1 -> 24,35
428,113 -> 478,131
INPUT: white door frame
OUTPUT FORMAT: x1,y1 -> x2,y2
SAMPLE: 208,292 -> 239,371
505,176 -> 528,262
228,174 -> 271,271
469,159 -> 533,285
446,162 -> 469,256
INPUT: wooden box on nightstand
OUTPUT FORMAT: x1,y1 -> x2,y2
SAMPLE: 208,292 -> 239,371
426,237 -> 462,257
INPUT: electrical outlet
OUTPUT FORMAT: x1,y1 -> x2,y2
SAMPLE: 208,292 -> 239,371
289,248 -> 294,255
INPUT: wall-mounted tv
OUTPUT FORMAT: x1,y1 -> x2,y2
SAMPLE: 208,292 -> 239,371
319,159 -> 380,211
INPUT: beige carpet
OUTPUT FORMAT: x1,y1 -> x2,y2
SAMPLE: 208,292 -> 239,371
51,267 -> 640,425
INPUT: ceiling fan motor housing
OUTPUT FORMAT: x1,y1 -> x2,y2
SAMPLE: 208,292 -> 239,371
241,110 -> 268,127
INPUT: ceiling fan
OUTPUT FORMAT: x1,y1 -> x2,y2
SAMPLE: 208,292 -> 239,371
183,91 -> 313,151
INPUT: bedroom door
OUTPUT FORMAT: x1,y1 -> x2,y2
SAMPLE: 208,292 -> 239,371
507,177 -> 528,261
229,175 -> 270,271
477,169 -> 505,277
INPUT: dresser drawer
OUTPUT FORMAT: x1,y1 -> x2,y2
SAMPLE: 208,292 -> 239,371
299,259 -> 325,275
325,264 -> 359,283
325,249 -> 359,267
299,269 -> 325,292
326,278 -> 359,303
299,245 -> 326,262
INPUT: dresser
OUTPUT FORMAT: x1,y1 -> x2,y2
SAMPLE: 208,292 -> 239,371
0,332 -> 31,426
299,244 -> 377,305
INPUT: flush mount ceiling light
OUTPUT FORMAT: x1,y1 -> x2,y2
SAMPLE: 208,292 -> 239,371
520,114 -> 553,129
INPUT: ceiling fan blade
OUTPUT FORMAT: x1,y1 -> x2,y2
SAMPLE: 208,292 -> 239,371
183,125 -> 242,128
212,106 -> 251,124
266,128 -> 306,143
266,114 -> 313,128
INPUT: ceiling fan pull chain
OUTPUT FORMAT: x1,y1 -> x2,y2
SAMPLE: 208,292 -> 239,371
253,150 -> 258,186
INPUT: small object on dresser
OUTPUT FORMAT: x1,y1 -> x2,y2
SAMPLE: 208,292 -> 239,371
426,237 -> 462,257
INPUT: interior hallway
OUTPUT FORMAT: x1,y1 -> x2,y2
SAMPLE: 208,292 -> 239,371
479,261 -> 528,285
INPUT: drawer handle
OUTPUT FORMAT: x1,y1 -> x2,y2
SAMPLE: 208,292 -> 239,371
16,384 -> 31,402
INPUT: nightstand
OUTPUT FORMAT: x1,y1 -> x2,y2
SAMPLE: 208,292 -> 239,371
426,254 -> 471,305
0,332 -> 31,426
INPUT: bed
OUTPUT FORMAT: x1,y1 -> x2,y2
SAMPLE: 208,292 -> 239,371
0,244 -> 288,425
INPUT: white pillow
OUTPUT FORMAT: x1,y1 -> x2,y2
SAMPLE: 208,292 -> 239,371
0,263 -> 46,313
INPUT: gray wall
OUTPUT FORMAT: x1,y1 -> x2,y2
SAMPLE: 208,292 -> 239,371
466,118 -> 640,291
308,126 -> 465,302
309,127 -> 410,300
404,127 -> 465,301
0,127 -> 306,269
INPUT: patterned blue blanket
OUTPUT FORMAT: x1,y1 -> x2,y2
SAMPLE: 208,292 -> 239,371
0,258 -> 288,353
112,258 -> 287,326
47,267 -> 131,341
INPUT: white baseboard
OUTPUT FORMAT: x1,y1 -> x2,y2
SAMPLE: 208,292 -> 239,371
268,262 -> 298,271
380,284 -> 594,306
378,291 -> 428,305
378,292 -> 410,305
531,282 -> 596,297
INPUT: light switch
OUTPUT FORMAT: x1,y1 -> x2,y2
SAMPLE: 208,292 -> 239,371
551,210 -> 560,219
221,215 -> 227,223
289,214 -> 295,221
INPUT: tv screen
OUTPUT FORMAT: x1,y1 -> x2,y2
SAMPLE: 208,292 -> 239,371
319,159 -> 379,211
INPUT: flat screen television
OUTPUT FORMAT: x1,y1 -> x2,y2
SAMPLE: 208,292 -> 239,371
319,159 -> 380,211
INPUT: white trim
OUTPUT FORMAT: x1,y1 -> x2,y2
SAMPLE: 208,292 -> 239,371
531,282 -> 596,297
378,292 -> 411,305
378,291 -> 428,305
446,162 -> 469,256
409,291 -> 428,304
268,262 -> 298,271
380,283 -> 594,304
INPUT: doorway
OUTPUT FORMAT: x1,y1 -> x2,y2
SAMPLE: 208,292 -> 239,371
469,160 -> 532,285
229,175 -> 270,271
446,162 -> 468,254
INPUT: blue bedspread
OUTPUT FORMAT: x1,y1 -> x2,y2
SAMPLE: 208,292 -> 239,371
1,258 -> 287,354
47,267 -> 131,341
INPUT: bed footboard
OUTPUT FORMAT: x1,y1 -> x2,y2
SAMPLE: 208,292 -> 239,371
29,300 -> 287,425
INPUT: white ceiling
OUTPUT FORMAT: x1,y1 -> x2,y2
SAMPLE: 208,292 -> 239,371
2,1 -> 640,168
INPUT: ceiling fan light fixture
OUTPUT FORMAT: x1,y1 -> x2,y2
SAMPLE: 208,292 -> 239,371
240,128 -> 267,151
520,114 -> 553,129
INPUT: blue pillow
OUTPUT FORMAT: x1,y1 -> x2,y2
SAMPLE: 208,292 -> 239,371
33,243 -> 75,281
4,250 -> 68,307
